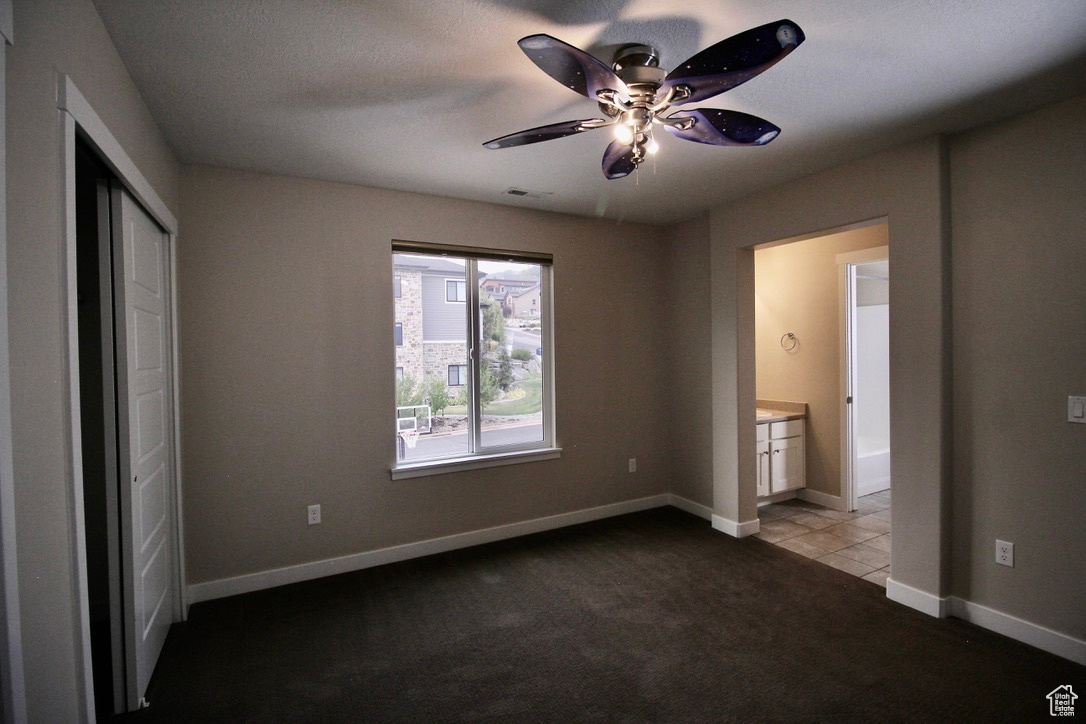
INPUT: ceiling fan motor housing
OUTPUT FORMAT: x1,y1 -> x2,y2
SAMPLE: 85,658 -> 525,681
613,44 -> 665,91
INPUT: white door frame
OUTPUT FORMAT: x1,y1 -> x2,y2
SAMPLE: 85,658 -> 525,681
57,74 -> 185,719
837,245 -> 889,512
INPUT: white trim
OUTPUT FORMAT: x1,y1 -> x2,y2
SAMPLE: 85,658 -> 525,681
188,494 -> 671,604
61,110 -> 95,724
798,487 -> 846,512
885,577 -> 948,618
443,277 -> 467,304
56,76 -> 177,234
836,245 -> 889,513
948,597 -> 1086,666
711,514 -> 760,538
391,447 -> 561,480
168,236 -> 188,619
667,494 -> 712,520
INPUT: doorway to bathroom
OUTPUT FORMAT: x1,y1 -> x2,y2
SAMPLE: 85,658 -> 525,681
752,222 -> 892,586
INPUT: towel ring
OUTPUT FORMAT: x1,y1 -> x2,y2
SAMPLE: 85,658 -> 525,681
780,332 -> 798,352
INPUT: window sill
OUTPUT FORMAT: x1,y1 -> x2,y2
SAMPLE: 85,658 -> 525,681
390,447 -> 562,480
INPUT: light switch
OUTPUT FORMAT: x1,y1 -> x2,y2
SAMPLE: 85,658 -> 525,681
1069,396 -> 1086,424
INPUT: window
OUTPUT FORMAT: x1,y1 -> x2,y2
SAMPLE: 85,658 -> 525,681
393,275 -> 402,298
394,323 -> 403,347
446,279 -> 467,303
395,367 -> 404,380
448,364 -> 468,387
392,241 -> 555,474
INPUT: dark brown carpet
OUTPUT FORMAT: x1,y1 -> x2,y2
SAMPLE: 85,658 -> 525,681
118,507 -> 1083,722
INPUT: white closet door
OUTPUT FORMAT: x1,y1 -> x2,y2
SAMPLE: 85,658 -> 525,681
111,182 -> 174,709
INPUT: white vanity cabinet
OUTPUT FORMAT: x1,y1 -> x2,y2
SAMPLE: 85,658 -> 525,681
756,423 -> 771,497
756,418 -> 805,496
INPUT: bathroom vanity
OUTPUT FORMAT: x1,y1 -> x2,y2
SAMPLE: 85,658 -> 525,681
756,404 -> 806,498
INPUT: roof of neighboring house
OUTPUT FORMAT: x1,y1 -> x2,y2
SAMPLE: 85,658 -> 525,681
482,277 -> 536,286
509,284 -> 539,298
393,254 -> 464,275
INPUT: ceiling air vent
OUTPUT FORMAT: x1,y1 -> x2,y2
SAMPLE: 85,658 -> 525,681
504,187 -> 553,200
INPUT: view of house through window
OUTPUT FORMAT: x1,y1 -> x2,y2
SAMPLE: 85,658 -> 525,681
393,248 -> 550,464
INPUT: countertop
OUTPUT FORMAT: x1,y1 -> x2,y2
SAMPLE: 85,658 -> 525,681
755,399 -> 807,424
756,409 -> 805,423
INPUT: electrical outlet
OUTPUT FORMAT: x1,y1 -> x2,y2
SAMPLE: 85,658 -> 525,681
996,539 -> 1013,567
628,458 -> 637,473
308,504 -> 321,526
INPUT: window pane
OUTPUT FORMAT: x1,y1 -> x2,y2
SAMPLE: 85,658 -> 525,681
446,279 -> 466,303
393,275 -> 402,298
478,261 -> 544,449
393,323 -> 403,346
394,253 -> 470,462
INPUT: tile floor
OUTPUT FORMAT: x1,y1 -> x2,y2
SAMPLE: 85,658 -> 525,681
756,491 -> 892,586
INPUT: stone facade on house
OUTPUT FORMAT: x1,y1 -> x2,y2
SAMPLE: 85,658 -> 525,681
423,342 -> 469,389
394,255 -> 469,399
394,267 -> 425,383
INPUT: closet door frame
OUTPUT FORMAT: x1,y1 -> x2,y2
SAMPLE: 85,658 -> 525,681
58,74 -> 185,720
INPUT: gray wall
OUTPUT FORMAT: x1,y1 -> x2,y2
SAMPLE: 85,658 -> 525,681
178,165 -> 673,586
707,137 -> 951,596
680,96 -> 1084,643
662,214 -> 712,508
6,0 -> 180,720
949,94 -> 1086,639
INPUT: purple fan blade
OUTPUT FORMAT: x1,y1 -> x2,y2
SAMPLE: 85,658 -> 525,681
602,139 -> 636,179
518,34 -> 629,101
483,119 -> 601,149
663,20 -> 804,105
663,109 -> 781,146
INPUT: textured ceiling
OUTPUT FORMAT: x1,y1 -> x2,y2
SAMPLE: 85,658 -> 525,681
93,0 -> 1086,224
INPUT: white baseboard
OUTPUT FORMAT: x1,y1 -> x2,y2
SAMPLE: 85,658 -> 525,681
948,597 -> 1086,666
667,494 -> 712,520
884,580 -> 1084,664
798,488 -> 845,512
885,577 -> 949,618
188,494 -> 671,604
711,514 -> 760,538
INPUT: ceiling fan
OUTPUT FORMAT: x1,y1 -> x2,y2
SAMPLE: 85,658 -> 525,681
483,19 -> 805,179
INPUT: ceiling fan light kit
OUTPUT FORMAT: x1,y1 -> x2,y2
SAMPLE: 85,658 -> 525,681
483,19 -> 806,179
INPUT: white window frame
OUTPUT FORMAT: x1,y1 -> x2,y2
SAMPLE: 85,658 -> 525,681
445,278 -> 466,303
448,364 -> 468,387
391,242 -> 559,478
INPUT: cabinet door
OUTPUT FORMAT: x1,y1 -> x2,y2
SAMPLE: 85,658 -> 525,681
770,435 -> 805,493
756,440 -> 770,497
